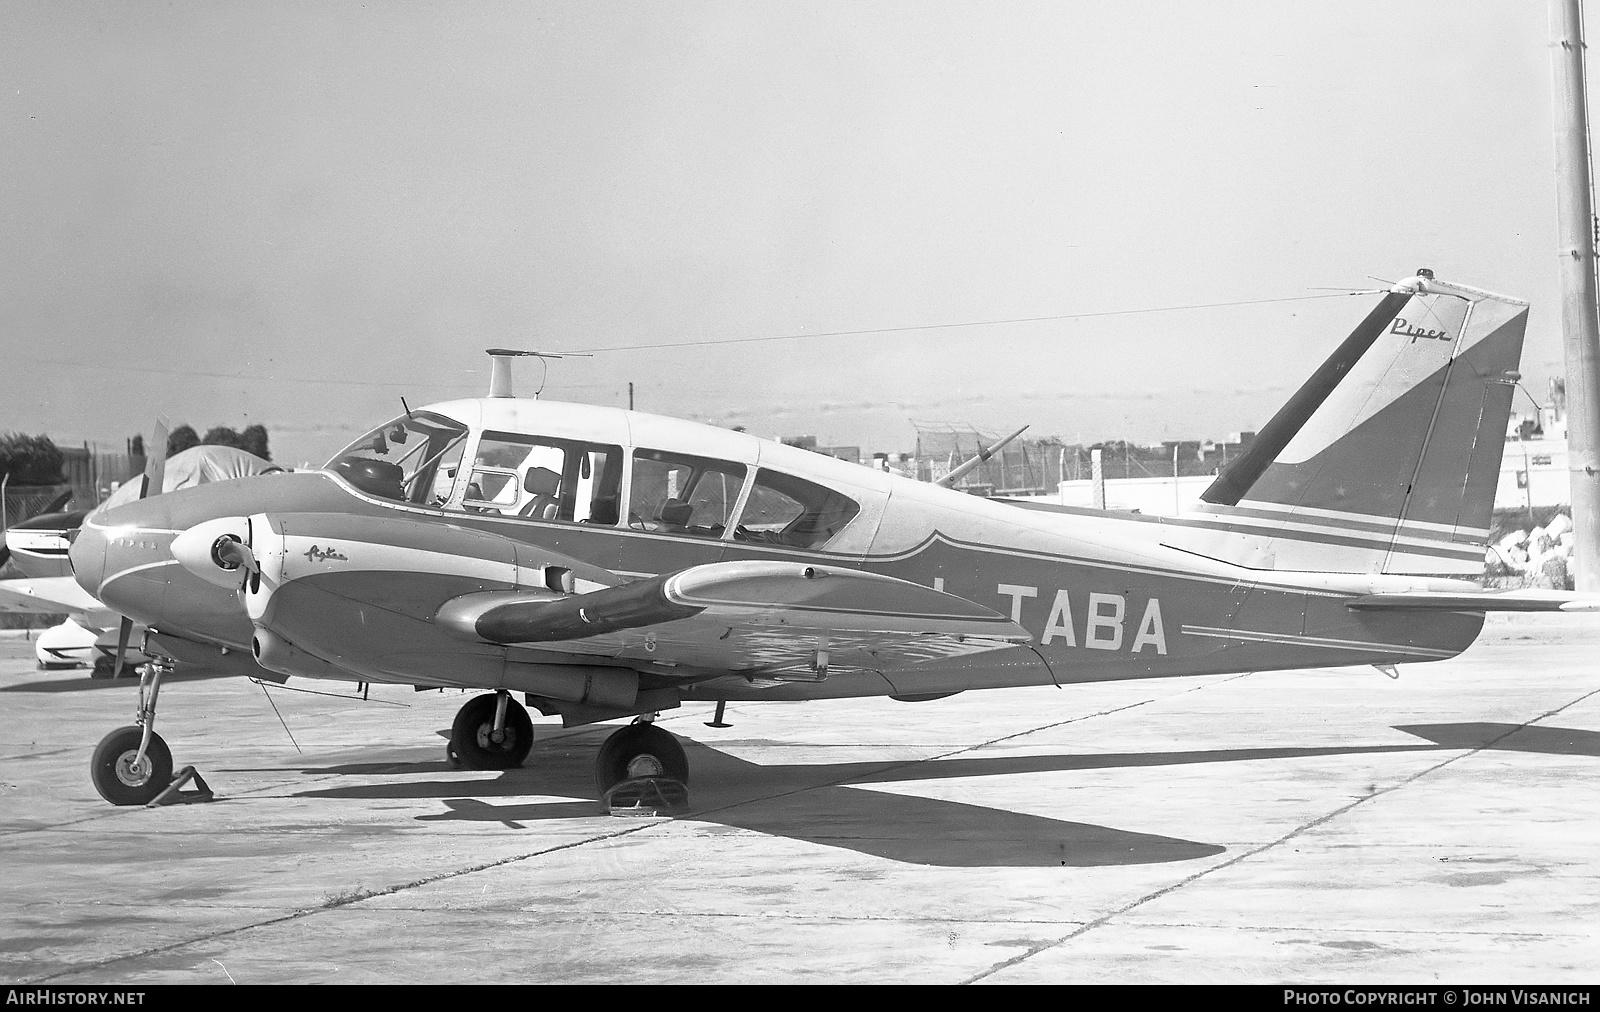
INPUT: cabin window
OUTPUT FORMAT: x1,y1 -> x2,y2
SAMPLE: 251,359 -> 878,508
326,412 -> 469,506
734,469 -> 860,548
457,431 -> 624,524
628,449 -> 747,538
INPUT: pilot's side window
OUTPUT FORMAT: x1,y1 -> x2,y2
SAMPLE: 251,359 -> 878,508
628,449 -> 747,539
734,469 -> 861,549
456,431 -> 623,524
327,411 -> 469,506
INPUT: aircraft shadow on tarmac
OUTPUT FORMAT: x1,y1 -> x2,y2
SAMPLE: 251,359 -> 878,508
278,720 -> 1600,869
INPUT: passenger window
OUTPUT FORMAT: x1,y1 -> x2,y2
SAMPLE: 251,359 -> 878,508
457,431 -> 623,523
734,469 -> 860,548
629,450 -> 747,538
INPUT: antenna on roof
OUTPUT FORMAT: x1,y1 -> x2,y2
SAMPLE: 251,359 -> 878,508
935,425 -> 1029,489
484,348 -> 592,398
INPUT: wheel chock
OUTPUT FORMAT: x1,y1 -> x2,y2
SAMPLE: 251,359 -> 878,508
602,776 -> 689,817
147,766 -> 215,807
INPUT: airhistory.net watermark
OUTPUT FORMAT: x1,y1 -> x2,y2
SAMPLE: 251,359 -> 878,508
5,992 -> 145,1005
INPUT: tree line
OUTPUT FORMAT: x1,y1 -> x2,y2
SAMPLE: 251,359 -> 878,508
0,425 -> 271,486
163,424 -> 270,461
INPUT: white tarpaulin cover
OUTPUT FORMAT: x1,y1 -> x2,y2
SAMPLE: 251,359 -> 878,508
98,445 -> 280,512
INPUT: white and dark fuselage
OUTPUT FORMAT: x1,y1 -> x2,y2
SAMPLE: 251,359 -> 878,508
65,275 -> 1566,810
70,396 -> 1487,712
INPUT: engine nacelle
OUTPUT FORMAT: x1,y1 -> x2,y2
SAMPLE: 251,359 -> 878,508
502,662 -> 639,710
251,626 -> 357,681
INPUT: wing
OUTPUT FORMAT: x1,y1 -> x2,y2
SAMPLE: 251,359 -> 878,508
0,577 -> 113,624
439,560 -> 1031,680
1347,589 -> 1600,612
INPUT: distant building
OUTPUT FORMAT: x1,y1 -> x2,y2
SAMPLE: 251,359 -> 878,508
1500,377 -> 1570,514
817,445 -> 860,465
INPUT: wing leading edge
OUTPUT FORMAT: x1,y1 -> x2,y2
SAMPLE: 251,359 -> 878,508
0,576 -> 111,621
439,560 -> 1032,678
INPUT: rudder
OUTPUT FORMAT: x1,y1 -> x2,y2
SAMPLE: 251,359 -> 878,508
1192,272 -> 1528,575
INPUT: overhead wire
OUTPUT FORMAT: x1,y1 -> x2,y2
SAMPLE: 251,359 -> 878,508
565,290 -> 1379,355
8,289 -> 1377,387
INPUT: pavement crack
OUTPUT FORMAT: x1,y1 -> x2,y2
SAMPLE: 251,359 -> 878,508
959,681 -> 1600,984
25,820 -> 661,983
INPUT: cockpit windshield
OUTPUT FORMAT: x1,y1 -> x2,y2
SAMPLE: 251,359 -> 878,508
325,411 -> 469,506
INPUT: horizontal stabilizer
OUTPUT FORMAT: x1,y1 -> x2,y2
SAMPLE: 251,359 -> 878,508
1347,589 -> 1600,613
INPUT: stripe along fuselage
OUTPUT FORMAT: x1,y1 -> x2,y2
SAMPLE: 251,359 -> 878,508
71,272 -> 1536,806
75,398 -> 1485,706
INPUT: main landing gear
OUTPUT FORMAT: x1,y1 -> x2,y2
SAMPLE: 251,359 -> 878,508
595,718 -> 689,814
445,693 -> 690,813
90,660 -> 174,806
447,690 -> 534,770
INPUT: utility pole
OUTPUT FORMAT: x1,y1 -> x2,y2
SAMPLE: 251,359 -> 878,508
1550,0 -> 1600,591
628,382 -> 634,411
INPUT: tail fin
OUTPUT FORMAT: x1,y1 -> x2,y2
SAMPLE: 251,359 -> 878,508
1190,272 -> 1528,575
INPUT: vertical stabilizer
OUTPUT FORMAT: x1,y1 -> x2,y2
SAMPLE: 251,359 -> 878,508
1190,274 -> 1528,575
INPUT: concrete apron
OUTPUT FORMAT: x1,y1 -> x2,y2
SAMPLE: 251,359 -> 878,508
0,612 -> 1596,984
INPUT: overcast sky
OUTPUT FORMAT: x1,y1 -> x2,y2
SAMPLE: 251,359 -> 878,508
0,2 -> 1578,466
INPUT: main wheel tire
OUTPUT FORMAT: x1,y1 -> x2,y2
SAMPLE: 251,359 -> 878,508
90,726 -> 173,806
450,693 -> 534,770
595,723 -> 689,796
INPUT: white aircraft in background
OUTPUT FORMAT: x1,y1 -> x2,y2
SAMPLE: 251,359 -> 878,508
0,444 -> 280,673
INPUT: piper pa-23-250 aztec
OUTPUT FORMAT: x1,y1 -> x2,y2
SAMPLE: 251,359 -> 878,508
69,270 -> 1597,809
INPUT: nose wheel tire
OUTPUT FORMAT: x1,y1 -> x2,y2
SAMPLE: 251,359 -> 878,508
449,693 -> 534,770
595,723 -> 689,797
90,726 -> 173,806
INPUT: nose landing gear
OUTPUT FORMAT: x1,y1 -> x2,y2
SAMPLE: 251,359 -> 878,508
90,725 -> 172,806
89,660 -> 175,806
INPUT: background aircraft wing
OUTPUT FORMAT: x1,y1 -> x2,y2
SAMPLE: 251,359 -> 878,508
1347,589 -> 1600,612
0,576 -> 113,623
455,561 -> 1032,677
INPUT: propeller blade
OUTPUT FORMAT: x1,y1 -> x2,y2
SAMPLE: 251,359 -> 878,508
140,420 -> 170,500
41,489 -> 74,514
111,615 -> 134,680
0,544 -> 11,570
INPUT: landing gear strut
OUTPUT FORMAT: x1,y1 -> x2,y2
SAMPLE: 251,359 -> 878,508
596,718 -> 689,813
448,690 -> 533,769
90,660 -> 174,805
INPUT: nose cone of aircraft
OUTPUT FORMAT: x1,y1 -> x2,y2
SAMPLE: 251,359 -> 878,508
68,518 -> 107,599
69,496 -> 176,626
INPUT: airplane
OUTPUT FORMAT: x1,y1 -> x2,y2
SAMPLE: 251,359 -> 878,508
0,443 -> 281,674
66,270 -> 1599,809
0,488 -> 78,577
